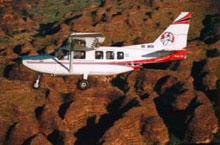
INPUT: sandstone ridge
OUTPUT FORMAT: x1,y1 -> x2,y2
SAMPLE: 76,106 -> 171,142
0,0 -> 220,145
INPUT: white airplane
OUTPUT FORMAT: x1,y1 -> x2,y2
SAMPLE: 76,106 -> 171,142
22,12 -> 192,90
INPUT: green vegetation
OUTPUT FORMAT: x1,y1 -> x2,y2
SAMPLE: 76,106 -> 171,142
167,134 -> 186,145
0,0 -> 93,45
117,4 -> 133,10
0,32 -> 35,45
30,0 -> 91,24
0,37 -> 10,44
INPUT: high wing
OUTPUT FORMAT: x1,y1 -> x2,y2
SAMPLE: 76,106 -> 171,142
68,32 -> 105,50
64,32 -> 105,73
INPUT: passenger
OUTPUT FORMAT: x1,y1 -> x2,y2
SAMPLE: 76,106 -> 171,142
106,52 -> 110,59
74,52 -> 79,59
74,51 -> 85,59
79,51 -> 85,59
118,52 -> 124,59
106,52 -> 114,59
95,51 -> 103,59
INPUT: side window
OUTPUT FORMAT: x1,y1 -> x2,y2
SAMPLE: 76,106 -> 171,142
117,52 -> 124,59
95,51 -> 103,59
74,51 -> 86,59
106,51 -> 114,60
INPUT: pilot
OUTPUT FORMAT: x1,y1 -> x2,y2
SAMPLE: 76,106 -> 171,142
58,49 -> 68,60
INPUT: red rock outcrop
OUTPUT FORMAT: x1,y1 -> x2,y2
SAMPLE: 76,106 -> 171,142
30,134 -> 52,145
6,118 -> 39,145
153,74 -> 219,143
64,96 -> 110,133
38,90 -> 64,136
0,1 -> 39,35
0,0 -> 219,145
185,91 -> 219,144
0,119 -> 10,144
101,98 -> 169,145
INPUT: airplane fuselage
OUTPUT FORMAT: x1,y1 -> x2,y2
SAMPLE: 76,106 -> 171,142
22,44 -> 186,77
21,12 -> 191,89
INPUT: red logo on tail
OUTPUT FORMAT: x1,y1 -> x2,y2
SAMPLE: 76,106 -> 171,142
160,32 -> 175,46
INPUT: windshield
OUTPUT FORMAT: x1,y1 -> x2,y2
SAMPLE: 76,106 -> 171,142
51,45 -> 69,57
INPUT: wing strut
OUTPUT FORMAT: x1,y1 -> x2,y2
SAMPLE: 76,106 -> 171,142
69,38 -> 74,73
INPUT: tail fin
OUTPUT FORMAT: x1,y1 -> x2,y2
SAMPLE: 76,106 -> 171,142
154,12 -> 192,50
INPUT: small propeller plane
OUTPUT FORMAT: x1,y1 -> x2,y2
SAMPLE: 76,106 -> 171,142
22,12 -> 192,90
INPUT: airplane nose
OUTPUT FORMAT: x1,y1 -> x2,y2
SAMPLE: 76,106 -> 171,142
21,55 -> 37,71
21,58 -> 28,67
21,54 -> 53,69
21,55 -> 32,67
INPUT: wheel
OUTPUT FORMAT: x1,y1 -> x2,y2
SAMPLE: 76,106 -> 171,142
33,81 -> 40,89
78,80 -> 89,90
32,75 -> 41,89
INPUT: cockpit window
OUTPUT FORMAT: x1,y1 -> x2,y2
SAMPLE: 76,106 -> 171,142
106,51 -> 114,60
58,49 -> 68,60
74,51 -> 86,59
95,51 -> 103,59
117,52 -> 124,59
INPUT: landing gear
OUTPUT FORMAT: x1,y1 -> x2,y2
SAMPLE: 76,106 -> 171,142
33,74 -> 41,89
78,79 -> 89,90
77,74 -> 90,90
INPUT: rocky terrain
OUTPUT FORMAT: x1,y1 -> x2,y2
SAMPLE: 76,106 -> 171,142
0,0 -> 220,145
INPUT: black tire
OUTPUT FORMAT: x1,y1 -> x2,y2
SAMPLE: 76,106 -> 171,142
78,80 -> 89,90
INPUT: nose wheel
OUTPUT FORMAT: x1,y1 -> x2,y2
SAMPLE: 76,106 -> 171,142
33,74 -> 41,89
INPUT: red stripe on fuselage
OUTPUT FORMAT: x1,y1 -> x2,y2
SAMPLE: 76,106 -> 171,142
26,50 -> 186,69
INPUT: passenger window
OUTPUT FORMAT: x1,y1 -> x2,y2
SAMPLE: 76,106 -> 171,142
74,51 -> 86,59
117,52 -> 124,59
95,51 -> 103,59
106,51 -> 114,60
